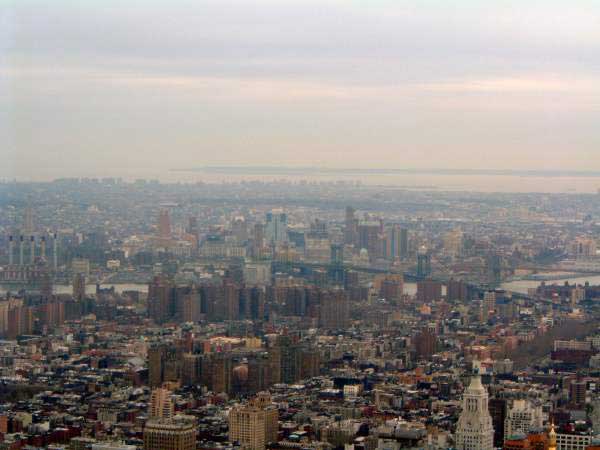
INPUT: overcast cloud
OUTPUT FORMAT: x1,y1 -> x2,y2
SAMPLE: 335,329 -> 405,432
2,0 -> 600,180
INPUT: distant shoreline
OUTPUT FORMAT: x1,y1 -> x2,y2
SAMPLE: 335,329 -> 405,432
174,166 -> 600,178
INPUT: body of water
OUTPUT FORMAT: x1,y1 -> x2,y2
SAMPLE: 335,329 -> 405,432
501,275 -> 600,295
15,167 -> 600,194
0,283 -> 148,296
2,276 -> 598,298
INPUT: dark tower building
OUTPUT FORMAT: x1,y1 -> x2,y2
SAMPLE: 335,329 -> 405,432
417,250 -> 431,278
447,279 -> 468,301
148,276 -> 174,324
344,206 -> 357,245
158,209 -> 172,239
417,280 -> 442,303
318,290 -> 349,329
72,273 -> 86,301
489,397 -> 507,448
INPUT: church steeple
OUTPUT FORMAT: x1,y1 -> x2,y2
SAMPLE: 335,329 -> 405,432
548,422 -> 557,450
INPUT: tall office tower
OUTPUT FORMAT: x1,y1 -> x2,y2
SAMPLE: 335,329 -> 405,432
40,269 -> 53,298
148,345 -> 166,388
357,222 -> 380,257
344,206 -> 357,245
483,290 -> 496,318
148,344 -> 182,388
330,243 -> 343,264
267,346 -> 281,385
162,347 -> 182,384
40,236 -> 46,259
456,373 -> 494,450
143,417 -> 196,450
591,399 -> 600,434
53,233 -> 58,271
569,380 -> 587,407
158,209 -> 172,239
570,237 -> 597,258
229,392 -> 279,450
416,280 -> 442,303
299,348 -> 320,379
330,244 -> 344,285
222,279 -> 240,321
180,291 -> 201,323
414,326 -> 436,359
72,273 -> 86,301
248,287 -> 265,320
489,398 -> 508,448
29,236 -> 35,263
378,275 -> 404,303
8,236 -> 13,265
318,290 -> 349,329
386,225 -> 404,259
19,235 -> 24,266
201,352 -> 232,394
253,223 -> 265,249
265,210 -> 288,245
232,216 -> 248,242
443,229 -> 464,257
400,227 -> 408,259
149,388 -> 174,419
447,279 -> 468,301
181,353 -> 202,386
147,276 -> 174,324
486,253 -> 502,285
416,247 -> 431,278
247,354 -> 270,393
23,207 -> 34,234
276,336 -> 301,384
6,304 -> 34,339
186,216 -> 198,236
503,400 -> 544,442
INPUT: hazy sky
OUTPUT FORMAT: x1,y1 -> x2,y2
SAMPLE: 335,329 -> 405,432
2,0 -> 600,180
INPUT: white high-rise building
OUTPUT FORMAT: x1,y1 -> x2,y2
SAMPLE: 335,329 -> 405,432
504,399 -> 544,441
455,373 -> 494,450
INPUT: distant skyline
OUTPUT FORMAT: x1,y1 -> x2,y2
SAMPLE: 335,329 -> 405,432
2,0 -> 600,181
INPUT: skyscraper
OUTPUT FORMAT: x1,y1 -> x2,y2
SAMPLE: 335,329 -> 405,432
229,392 -> 279,450
503,399 -> 544,442
344,206 -> 357,245
147,276 -> 174,324
149,388 -> 174,420
455,372 -> 494,450
387,225 -> 406,260
318,290 -> 349,329
23,207 -> 34,234
417,247 -> 432,278
158,209 -> 172,239
72,273 -> 86,301
143,417 -> 196,450
265,211 -> 288,245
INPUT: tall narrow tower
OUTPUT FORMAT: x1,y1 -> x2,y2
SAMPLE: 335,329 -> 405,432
23,207 -> 34,234
19,235 -> 24,266
455,372 -> 494,450
53,233 -> 58,271
8,236 -> 13,265
158,210 -> 172,239
30,236 -> 35,264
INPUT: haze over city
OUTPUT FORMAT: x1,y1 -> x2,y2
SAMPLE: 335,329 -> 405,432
3,0 -> 600,186
2,2 -> 600,450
